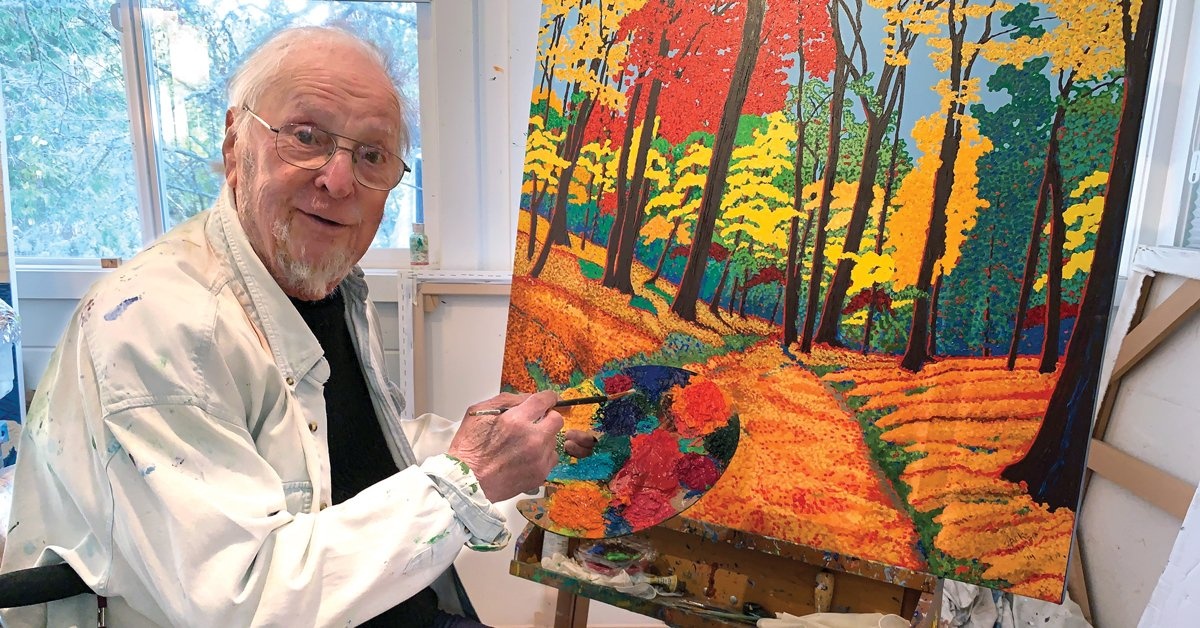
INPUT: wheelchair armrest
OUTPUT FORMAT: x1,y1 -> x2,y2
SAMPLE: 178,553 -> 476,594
0,562 -> 91,607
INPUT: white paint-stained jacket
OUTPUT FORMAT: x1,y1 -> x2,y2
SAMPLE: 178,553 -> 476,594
0,187 -> 509,627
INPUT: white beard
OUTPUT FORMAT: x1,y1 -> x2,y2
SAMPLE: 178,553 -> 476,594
270,216 -> 354,300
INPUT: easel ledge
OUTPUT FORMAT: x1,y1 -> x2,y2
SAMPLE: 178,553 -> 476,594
511,517 -> 939,627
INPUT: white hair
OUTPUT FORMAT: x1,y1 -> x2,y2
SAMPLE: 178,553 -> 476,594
226,25 -> 411,154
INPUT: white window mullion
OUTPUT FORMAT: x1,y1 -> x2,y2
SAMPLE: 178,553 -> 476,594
113,0 -> 167,250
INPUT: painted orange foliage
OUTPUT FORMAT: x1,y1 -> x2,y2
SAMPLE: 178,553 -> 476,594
684,344 -> 923,569
821,349 -> 1072,599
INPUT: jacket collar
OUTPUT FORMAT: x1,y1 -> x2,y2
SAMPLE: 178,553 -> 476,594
206,185 -> 366,383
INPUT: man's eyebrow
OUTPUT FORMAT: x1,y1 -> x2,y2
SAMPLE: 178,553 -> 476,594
290,105 -> 397,147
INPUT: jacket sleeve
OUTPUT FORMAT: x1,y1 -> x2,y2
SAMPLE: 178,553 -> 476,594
100,403 -> 481,627
401,412 -> 460,465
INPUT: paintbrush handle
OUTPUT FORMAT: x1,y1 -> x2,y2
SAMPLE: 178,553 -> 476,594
468,391 -> 630,417
552,394 -> 611,408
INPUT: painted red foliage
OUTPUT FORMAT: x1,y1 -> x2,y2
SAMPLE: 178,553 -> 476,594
581,1 -> 819,148
603,373 -> 636,394
842,288 -> 893,315
668,242 -> 727,260
744,266 -> 784,289
1022,302 -> 1081,329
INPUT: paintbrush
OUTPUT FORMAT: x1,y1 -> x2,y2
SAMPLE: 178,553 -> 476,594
467,389 -> 635,418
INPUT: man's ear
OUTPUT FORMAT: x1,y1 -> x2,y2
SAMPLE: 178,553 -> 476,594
222,107 -> 238,188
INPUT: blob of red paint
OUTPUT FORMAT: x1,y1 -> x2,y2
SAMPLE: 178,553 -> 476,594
609,429 -> 684,528
603,373 -> 635,395
676,453 -> 719,491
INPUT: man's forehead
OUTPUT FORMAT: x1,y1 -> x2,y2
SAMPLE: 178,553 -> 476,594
273,94 -> 401,143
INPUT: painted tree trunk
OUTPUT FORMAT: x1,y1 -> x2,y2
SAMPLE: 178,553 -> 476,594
647,217 -> 681,284
1006,163 -> 1052,370
1002,0 -> 1160,510
710,247 -> 737,316
863,76 -> 907,355
531,95 -> 598,278
671,0 -> 766,322
802,50 -> 849,353
816,59 -> 909,345
782,23 -> 808,349
609,79 -> 664,293
900,8 -> 967,373
604,81 -> 645,282
1039,102 -> 1071,373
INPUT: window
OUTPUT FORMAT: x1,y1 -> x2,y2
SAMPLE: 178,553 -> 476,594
1183,98 -> 1200,249
0,0 -> 424,263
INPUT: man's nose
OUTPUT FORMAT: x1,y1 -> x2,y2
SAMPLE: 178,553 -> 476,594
315,146 -> 357,198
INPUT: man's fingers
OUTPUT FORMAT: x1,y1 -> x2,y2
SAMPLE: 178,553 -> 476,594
562,429 -> 597,459
465,392 -> 530,416
536,410 -> 564,433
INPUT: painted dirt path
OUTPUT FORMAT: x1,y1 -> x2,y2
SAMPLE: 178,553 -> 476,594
803,347 -> 1075,600
686,342 -> 925,571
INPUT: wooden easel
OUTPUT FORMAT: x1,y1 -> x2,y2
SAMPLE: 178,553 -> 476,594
1067,247 -> 1200,625
509,518 -> 940,627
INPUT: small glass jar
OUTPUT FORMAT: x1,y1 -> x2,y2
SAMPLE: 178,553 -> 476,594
409,222 -> 429,266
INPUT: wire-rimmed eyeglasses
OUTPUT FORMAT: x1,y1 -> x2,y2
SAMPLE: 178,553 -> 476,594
241,105 -> 409,191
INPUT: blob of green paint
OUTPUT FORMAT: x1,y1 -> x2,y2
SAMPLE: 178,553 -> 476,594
703,415 -> 740,467
593,434 -> 632,470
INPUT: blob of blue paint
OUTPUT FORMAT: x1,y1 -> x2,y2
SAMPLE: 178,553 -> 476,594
619,365 -> 694,402
603,507 -> 634,537
597,398 -> 642,436
104,296 -> 142,321
635,415 -> 660,434
548,452 -> 617,482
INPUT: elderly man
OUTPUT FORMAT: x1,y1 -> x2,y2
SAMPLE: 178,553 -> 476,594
0,26 -> 592,627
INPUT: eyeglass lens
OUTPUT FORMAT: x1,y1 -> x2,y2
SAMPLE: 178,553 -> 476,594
275,123 -> 404,190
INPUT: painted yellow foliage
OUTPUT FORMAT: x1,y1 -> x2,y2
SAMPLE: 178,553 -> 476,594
985,0 -> 1125,82
921,2 -> 1011,73
529,85 -> 564,118
539,0 -> 643,114
640,214 -> 675,243
720,112 -> 797,252
886,106 -> 992,288
876,0 -> 944,68
523,120 -> 569,194
1034,171 -> 1106,291
846,251 -> 896,297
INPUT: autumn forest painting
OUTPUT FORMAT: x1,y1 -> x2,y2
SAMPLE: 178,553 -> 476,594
499,0 -> 1159,601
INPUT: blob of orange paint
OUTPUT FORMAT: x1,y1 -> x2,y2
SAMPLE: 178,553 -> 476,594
547,481 -> 611,535
670,379 -> 730,437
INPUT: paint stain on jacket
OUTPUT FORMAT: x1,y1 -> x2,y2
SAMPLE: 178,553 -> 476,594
104,296 -> 142,321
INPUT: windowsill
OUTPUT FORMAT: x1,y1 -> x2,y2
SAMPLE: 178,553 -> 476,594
12,264 -> 512,302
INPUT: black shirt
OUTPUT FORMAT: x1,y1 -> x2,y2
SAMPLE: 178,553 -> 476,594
290,288 -> 440,627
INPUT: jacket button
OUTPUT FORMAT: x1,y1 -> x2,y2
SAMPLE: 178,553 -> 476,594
308,422 -> 318,433
285,376 -> 296,386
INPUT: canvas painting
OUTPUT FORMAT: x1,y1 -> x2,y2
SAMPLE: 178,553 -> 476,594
500,0 -> 1159,601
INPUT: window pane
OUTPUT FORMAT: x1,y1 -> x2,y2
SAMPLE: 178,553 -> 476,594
144,0 -> 422,248
0,1 -> 141,259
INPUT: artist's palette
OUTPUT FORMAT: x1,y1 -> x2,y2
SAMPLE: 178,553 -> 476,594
518,365 -> 740,538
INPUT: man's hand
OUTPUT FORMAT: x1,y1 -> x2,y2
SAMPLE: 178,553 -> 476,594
449,391 -> 564,502
562,430 -> 597,459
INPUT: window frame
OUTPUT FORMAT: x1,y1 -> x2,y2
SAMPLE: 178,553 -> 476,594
1123,0 -> 1200,268
10,0 -> 432,270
